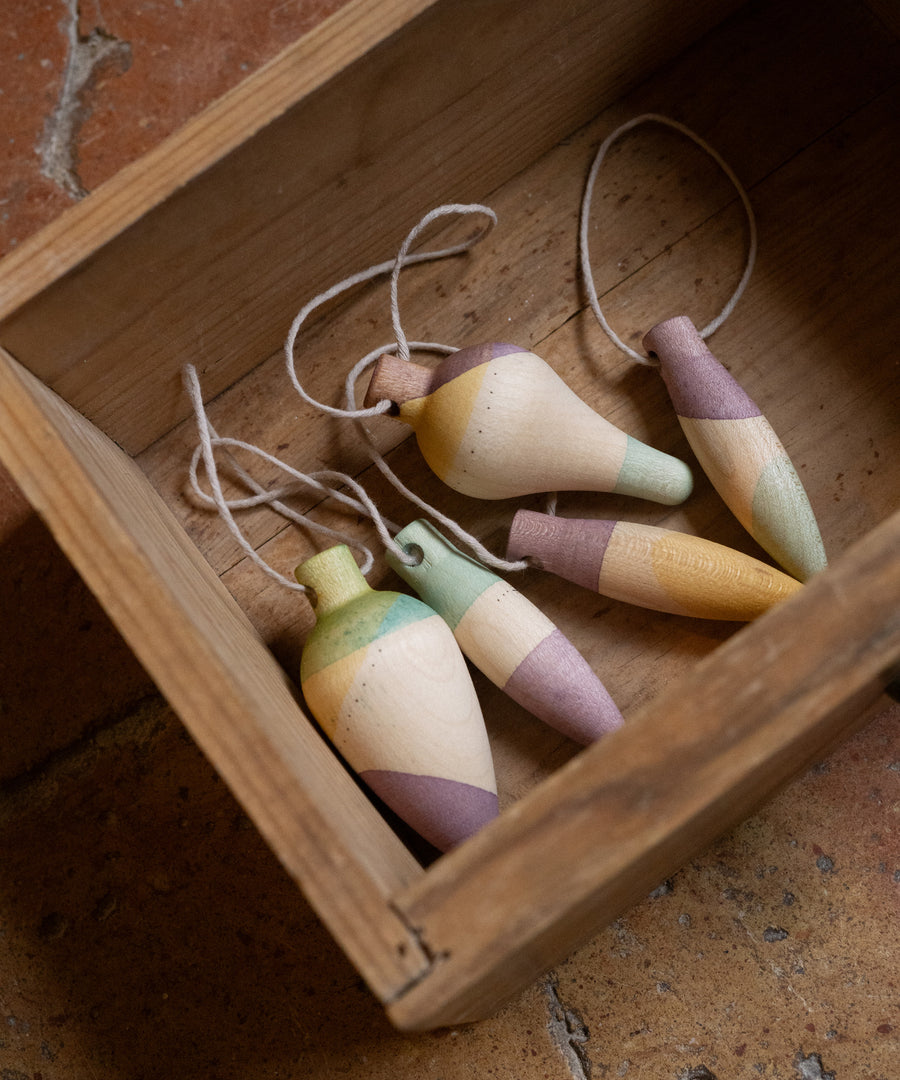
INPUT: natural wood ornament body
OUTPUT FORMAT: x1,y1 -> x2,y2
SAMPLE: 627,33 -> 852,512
295,545 -> 498,851
364,342 -> 693,504
643,316 -> 828,582
506,510 -> 803,621
387,519 -> 624,744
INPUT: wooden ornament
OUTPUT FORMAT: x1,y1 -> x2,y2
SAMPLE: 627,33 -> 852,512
387,519 -> 624,745
295,544 -> 498,851
364,342 -> 693,505
643,316 -> 827,582
506,509 -> 803,622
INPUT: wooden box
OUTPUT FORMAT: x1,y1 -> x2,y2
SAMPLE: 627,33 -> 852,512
1,0 -> 898,1031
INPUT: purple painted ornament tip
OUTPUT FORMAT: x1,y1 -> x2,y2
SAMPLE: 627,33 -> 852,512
363,341 -> 527,407
504,628 -> 624,744
643,316 -> 761,421
362,770 -> 499,852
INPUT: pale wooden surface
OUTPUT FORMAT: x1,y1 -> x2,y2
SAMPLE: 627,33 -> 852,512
643,315 -> 828,582
380,346 -> 694,503
295,544 -> 498,852
135,0 -> 900,724
0,0 -> 898,1050
387,518 -> 625,744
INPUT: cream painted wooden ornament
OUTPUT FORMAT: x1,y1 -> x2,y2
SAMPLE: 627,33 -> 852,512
386,519 -> 623,745
507,509 -> 802,622
364,342 -> 693,505
643,317 -> 827,582
295,544 -> 498,851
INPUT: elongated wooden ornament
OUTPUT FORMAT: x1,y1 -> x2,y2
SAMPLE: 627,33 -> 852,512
643,316 -> 827,582
386,519 -> 624,745
294,544 -> 498,851
364,342 -> 693,505
507,509 -> 802,621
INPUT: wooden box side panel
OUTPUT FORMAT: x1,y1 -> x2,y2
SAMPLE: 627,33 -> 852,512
388,511 -> 900,1029
0,346 -> 430,1003
0,0 -> 743,455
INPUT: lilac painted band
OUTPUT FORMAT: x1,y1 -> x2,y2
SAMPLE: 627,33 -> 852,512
506,510 -> 616,592
361,770 -> 498,852
429,341 -> 524,392
504,628 -> 623,745
643,316 -> 761,420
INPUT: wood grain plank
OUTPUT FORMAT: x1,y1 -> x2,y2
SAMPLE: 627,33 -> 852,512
388,509 -> 900,1028
0,346 -> 429,1003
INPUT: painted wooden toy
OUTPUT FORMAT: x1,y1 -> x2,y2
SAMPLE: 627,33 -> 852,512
386,519 -> 624,745
506,509 -> 803,621
364,342 -> 693,505
643,316 -> 827,582
294,544 -> 498,851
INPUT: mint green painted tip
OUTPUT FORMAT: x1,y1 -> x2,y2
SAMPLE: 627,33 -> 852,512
614,436 -> 694,505
752,455 -> 828,582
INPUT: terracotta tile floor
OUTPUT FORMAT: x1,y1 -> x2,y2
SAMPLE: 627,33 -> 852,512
1,3 -> 899,1078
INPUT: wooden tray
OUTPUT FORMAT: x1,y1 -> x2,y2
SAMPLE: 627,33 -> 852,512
0,0 -> 898,1030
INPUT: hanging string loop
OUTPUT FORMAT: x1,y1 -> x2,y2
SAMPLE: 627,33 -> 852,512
579,112 -> 758,365
187,203 -> 527,586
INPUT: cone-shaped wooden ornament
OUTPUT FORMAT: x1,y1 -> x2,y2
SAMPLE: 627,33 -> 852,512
643,316 -> 827,582
386,520 -> 624,745
364,342 -> 693,505
295,544 -> 498,851
507,509 -> 802,622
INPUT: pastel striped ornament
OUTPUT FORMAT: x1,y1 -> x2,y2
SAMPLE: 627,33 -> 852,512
386,520 -> 623,745
295,544 -> 498,851
506,509 -> 802,622
364,342 -> 693,505
643,316 -> 827,582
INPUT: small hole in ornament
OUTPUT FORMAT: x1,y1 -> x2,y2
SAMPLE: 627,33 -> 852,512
402,543 -> 424,567
304,586 -> 319,609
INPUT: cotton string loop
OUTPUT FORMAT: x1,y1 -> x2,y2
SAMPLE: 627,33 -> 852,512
579,112 -> 758,365
183,365 -> 419,594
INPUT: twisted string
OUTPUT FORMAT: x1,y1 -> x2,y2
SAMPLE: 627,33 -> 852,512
579,113 -> 758,365
184,364 -> 416,592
